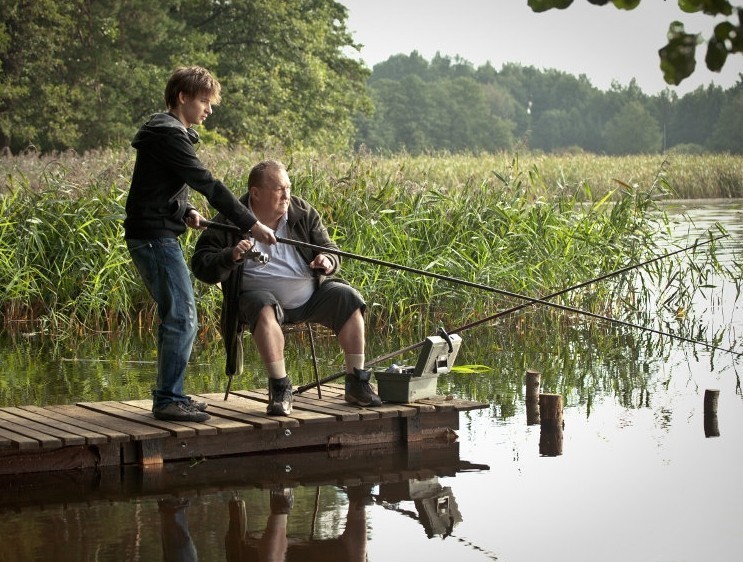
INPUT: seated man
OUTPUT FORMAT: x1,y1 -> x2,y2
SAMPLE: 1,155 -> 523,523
191,159 -> 381,415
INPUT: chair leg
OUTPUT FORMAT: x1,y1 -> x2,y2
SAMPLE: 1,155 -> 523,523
306,322 -> 322,399
224,374 -> 233,401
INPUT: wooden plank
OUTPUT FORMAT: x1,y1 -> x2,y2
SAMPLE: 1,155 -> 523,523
195,393 -> 300,427
122,399 -> 249,434
417,395 -> 488,412
71,403 -> 169,441
3,406 -> 108,445
198,393 -> 334,426
77,401 -> 197,438
314,386 -> 419,418
93,402 -> 207,438
162,417 -> 402,460
0,409 -> 85,446
0,416 -> 61,449
0,426 -> 40,451
291,394 -> 383,421
279,408 -> 336,425
138,440 -> 163,466
190,395 -> 292,429
0,445 -> 101,475
230,389 -> 360,422
26,405 -> 129,443
321,383 -> 433,416
302,391 -> 405,419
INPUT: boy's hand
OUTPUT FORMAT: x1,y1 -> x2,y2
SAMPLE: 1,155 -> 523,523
249,221 -> 277,245
185,210 -> 206,230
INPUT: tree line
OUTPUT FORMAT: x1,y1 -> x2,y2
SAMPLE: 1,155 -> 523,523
356,51 -> 743,155
0,0 -> 371,153
2,1 -> 742,156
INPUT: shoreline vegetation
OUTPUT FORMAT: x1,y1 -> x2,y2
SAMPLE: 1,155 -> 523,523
1,148 -> 740,339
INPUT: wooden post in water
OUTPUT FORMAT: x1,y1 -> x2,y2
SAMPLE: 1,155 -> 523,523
704,389 -> 720,438
539,393 -> 563,429
525,370 -> 541,425
539,393 -> 563,456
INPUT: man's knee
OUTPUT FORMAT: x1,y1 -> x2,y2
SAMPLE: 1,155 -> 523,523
253,304 -> 281,330
257,304 -> 277,321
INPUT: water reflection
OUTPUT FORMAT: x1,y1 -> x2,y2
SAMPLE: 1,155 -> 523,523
0,442 -> 488,562
160,497 -> 199,562
224,485 -> 371,562
0,203 -> 741,561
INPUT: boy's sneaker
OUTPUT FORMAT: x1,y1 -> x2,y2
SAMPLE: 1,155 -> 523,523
345,368 -> 382,407
186,396 -> 208,412
267,376 -> 293,416
153,401 -> 210,422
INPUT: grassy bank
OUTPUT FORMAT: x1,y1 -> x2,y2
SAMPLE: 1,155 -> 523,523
4,148 -> 743,199
0,148 -> 735,337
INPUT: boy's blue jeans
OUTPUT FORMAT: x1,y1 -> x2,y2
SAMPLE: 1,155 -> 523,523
126,238 -> 198,410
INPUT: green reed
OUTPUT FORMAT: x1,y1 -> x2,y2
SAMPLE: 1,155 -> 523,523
0,148 -> 732,338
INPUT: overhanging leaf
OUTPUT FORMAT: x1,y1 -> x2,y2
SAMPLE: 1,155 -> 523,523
659,22 -> 699,85
450,364 -> 492,374
527,0 -> 574,13
706,36 -> 728,71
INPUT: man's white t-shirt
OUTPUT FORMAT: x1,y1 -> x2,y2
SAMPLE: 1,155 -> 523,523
241,217 -> 315,309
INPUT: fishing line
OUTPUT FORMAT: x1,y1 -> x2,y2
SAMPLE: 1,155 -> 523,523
200,219 -> 739,385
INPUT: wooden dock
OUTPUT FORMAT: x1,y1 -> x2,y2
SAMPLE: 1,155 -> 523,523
0,383 -> 487,476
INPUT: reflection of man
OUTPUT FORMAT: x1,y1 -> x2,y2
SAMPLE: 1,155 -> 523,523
192,159 -> 381,416
158,497 -> 198,562
225,485 -> 372,561
225,488 -> 293,562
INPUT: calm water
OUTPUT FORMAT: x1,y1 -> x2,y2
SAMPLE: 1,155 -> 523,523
1,200 -> 741,562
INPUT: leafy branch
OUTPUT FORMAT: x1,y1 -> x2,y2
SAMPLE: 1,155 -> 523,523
527,0 -> 743,85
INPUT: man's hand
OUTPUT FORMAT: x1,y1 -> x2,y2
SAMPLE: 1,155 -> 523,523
249,221 -> 277,245
310,253 -> 334,275
185,210 -> 206,230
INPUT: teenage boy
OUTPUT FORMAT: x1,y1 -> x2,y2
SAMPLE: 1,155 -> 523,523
124,66 -> 276,422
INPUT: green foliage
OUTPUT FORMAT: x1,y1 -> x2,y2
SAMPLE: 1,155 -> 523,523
603,101 -> 663,154
528,0 -> 742,87
0,0 -> 370,153
2,149 -> 736,335
710,89 -> 743,153
360,53 -> 742,155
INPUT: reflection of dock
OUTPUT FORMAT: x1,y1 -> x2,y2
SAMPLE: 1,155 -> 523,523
0,439 -> 488,512
0,383 -> 487,476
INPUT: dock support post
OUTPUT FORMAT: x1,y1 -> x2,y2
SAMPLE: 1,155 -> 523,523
539,393 -> 563,457
704,389 -> 720,438
525,370 -> 541,426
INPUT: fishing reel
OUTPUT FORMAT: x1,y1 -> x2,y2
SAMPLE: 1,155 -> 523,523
241,248 -> 270,265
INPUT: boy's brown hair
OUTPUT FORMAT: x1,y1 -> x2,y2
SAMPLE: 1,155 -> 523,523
164,66 -> 222,110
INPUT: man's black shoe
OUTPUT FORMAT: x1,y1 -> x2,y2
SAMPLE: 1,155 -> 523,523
267,376 -> 293,416
345,368 -> 382,407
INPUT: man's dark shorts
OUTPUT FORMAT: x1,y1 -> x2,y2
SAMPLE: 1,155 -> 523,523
238,280 -> 365,334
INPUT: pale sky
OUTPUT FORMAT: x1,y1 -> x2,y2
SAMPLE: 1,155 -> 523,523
340,0 -> 743,95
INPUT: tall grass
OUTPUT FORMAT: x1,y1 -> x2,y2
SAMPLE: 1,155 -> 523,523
0,148 -> 736,338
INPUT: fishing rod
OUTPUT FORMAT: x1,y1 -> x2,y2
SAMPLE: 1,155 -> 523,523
280,234 -> 735,393
274,233 -> 742,359
365,233 -> 733,367
200,220 -> 738,375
